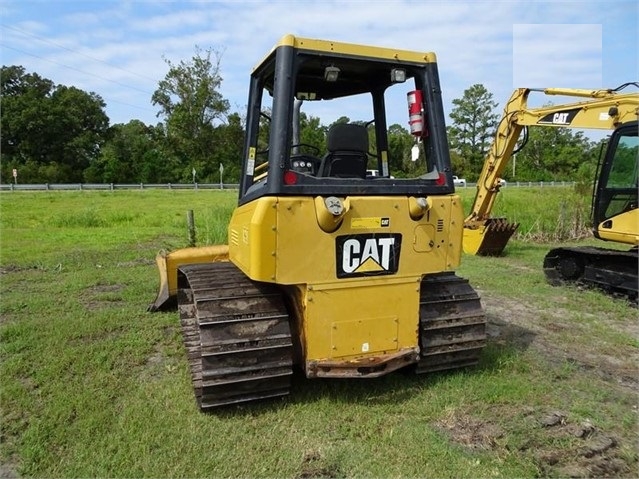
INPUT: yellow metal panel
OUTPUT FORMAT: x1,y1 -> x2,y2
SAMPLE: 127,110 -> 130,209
331,317 -> 398,358
304,279 -> 420,362
274,195 -> 463,284
229,195 -> 464,284
227,194 -> 466,369
413,224 -> 436,252
160,245 -> 229,294
148,245 -> 229,311
228,198 -> 277,282
446,195 -> 464,268
273,34 -> 437,64
596,208 -> 639,245
275,197 -> 337,281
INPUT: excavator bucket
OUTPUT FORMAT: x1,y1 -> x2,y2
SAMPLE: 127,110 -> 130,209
463,218 -> 519,256
148,245 -> 229,312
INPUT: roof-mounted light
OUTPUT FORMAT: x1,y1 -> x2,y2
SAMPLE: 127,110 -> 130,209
390,68 -> 406,83
324,65 -> 340,82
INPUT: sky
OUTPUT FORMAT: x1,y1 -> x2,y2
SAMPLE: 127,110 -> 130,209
1,0 -> 637,139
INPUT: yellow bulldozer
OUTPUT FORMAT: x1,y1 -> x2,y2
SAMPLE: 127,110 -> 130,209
149,35 -> 487,410
463,85 -> 638,301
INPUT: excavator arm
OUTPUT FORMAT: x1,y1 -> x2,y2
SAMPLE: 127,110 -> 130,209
463,85 -> 639,256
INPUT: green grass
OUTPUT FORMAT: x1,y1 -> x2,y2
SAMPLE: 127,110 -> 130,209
1,188 -> 637,478
0,190 -> 235,267
457,185 -> 592,241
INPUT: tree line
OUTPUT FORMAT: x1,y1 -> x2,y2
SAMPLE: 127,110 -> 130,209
1,49 -> 603,185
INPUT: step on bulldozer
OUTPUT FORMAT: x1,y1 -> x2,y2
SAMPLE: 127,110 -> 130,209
149,35 -> 487,410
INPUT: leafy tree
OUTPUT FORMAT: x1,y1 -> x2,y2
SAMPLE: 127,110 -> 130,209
151,47 -> 230,181
205,113 -> 245,183
574,161 -> 596,198
332,116 -> 352,126
512,124 -> 595,182
1,65 -> 108,183
84,120 -> 174,183
1,66 -> 53,162
298,113 -> 326,153
50,85 -> 109,178
447,84 -> 499,180
387,124 -> 414,175
605,139 -> 638,187
448,150 -> 465,178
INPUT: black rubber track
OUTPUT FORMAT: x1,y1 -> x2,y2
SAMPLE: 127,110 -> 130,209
416,272 -> 487,374
543,246 -> 638,305
177,262 -> 294,410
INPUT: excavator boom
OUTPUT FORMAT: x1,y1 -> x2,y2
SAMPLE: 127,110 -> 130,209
464,85 -> 639,256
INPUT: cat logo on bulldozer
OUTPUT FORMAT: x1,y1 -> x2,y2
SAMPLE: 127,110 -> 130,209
336,234 -> 402,278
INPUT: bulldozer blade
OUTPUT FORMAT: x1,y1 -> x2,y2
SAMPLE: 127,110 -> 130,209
463,218 -> 519,256
148,245 -> 229,312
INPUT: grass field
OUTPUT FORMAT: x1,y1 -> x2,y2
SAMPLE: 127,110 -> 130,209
1,188 -> 637,478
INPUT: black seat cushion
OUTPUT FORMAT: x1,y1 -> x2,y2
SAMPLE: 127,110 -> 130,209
319,123 -> 369,178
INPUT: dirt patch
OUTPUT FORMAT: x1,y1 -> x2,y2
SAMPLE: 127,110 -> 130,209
481,293 -> 639,393
435,406 -> 635,478
87,284 -> 124,294
471,291 -> 639,477
435,411 -> 504,451
534,413 -> 630,478
0,265 -> 45,275
142,350 -> 179,379
0,265 -> 27,275
296,449 -> 341,479
140,327 -> 181,380
0,462 -> 20,479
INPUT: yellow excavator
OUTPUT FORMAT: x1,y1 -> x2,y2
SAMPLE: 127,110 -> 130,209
463,85 -> 638,301
149,35 -> 487,410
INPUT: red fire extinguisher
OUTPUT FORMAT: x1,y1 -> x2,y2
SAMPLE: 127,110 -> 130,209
407,89 -> 427,137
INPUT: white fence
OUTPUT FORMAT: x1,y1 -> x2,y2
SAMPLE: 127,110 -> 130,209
0,181 -> 575,192
0,183 -> 239,191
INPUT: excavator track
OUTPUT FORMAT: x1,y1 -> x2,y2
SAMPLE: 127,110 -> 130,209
543,246 -> 638,305
176,262 -> 294,410
416,272 -> 487,374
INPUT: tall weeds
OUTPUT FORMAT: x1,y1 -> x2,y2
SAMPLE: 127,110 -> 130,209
517,194 -> 592,242
465,185 -> 594,244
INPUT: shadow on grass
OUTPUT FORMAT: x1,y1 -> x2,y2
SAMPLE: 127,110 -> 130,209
482,315 -> 537,367
204,317 -> 537,417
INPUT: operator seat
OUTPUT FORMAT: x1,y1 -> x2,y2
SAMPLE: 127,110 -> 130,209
318,123 -> 368,178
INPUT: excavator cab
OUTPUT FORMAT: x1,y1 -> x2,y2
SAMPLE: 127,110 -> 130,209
592,121 -> 638,242
150,35 -> 486,410
543,121 -> 639,301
